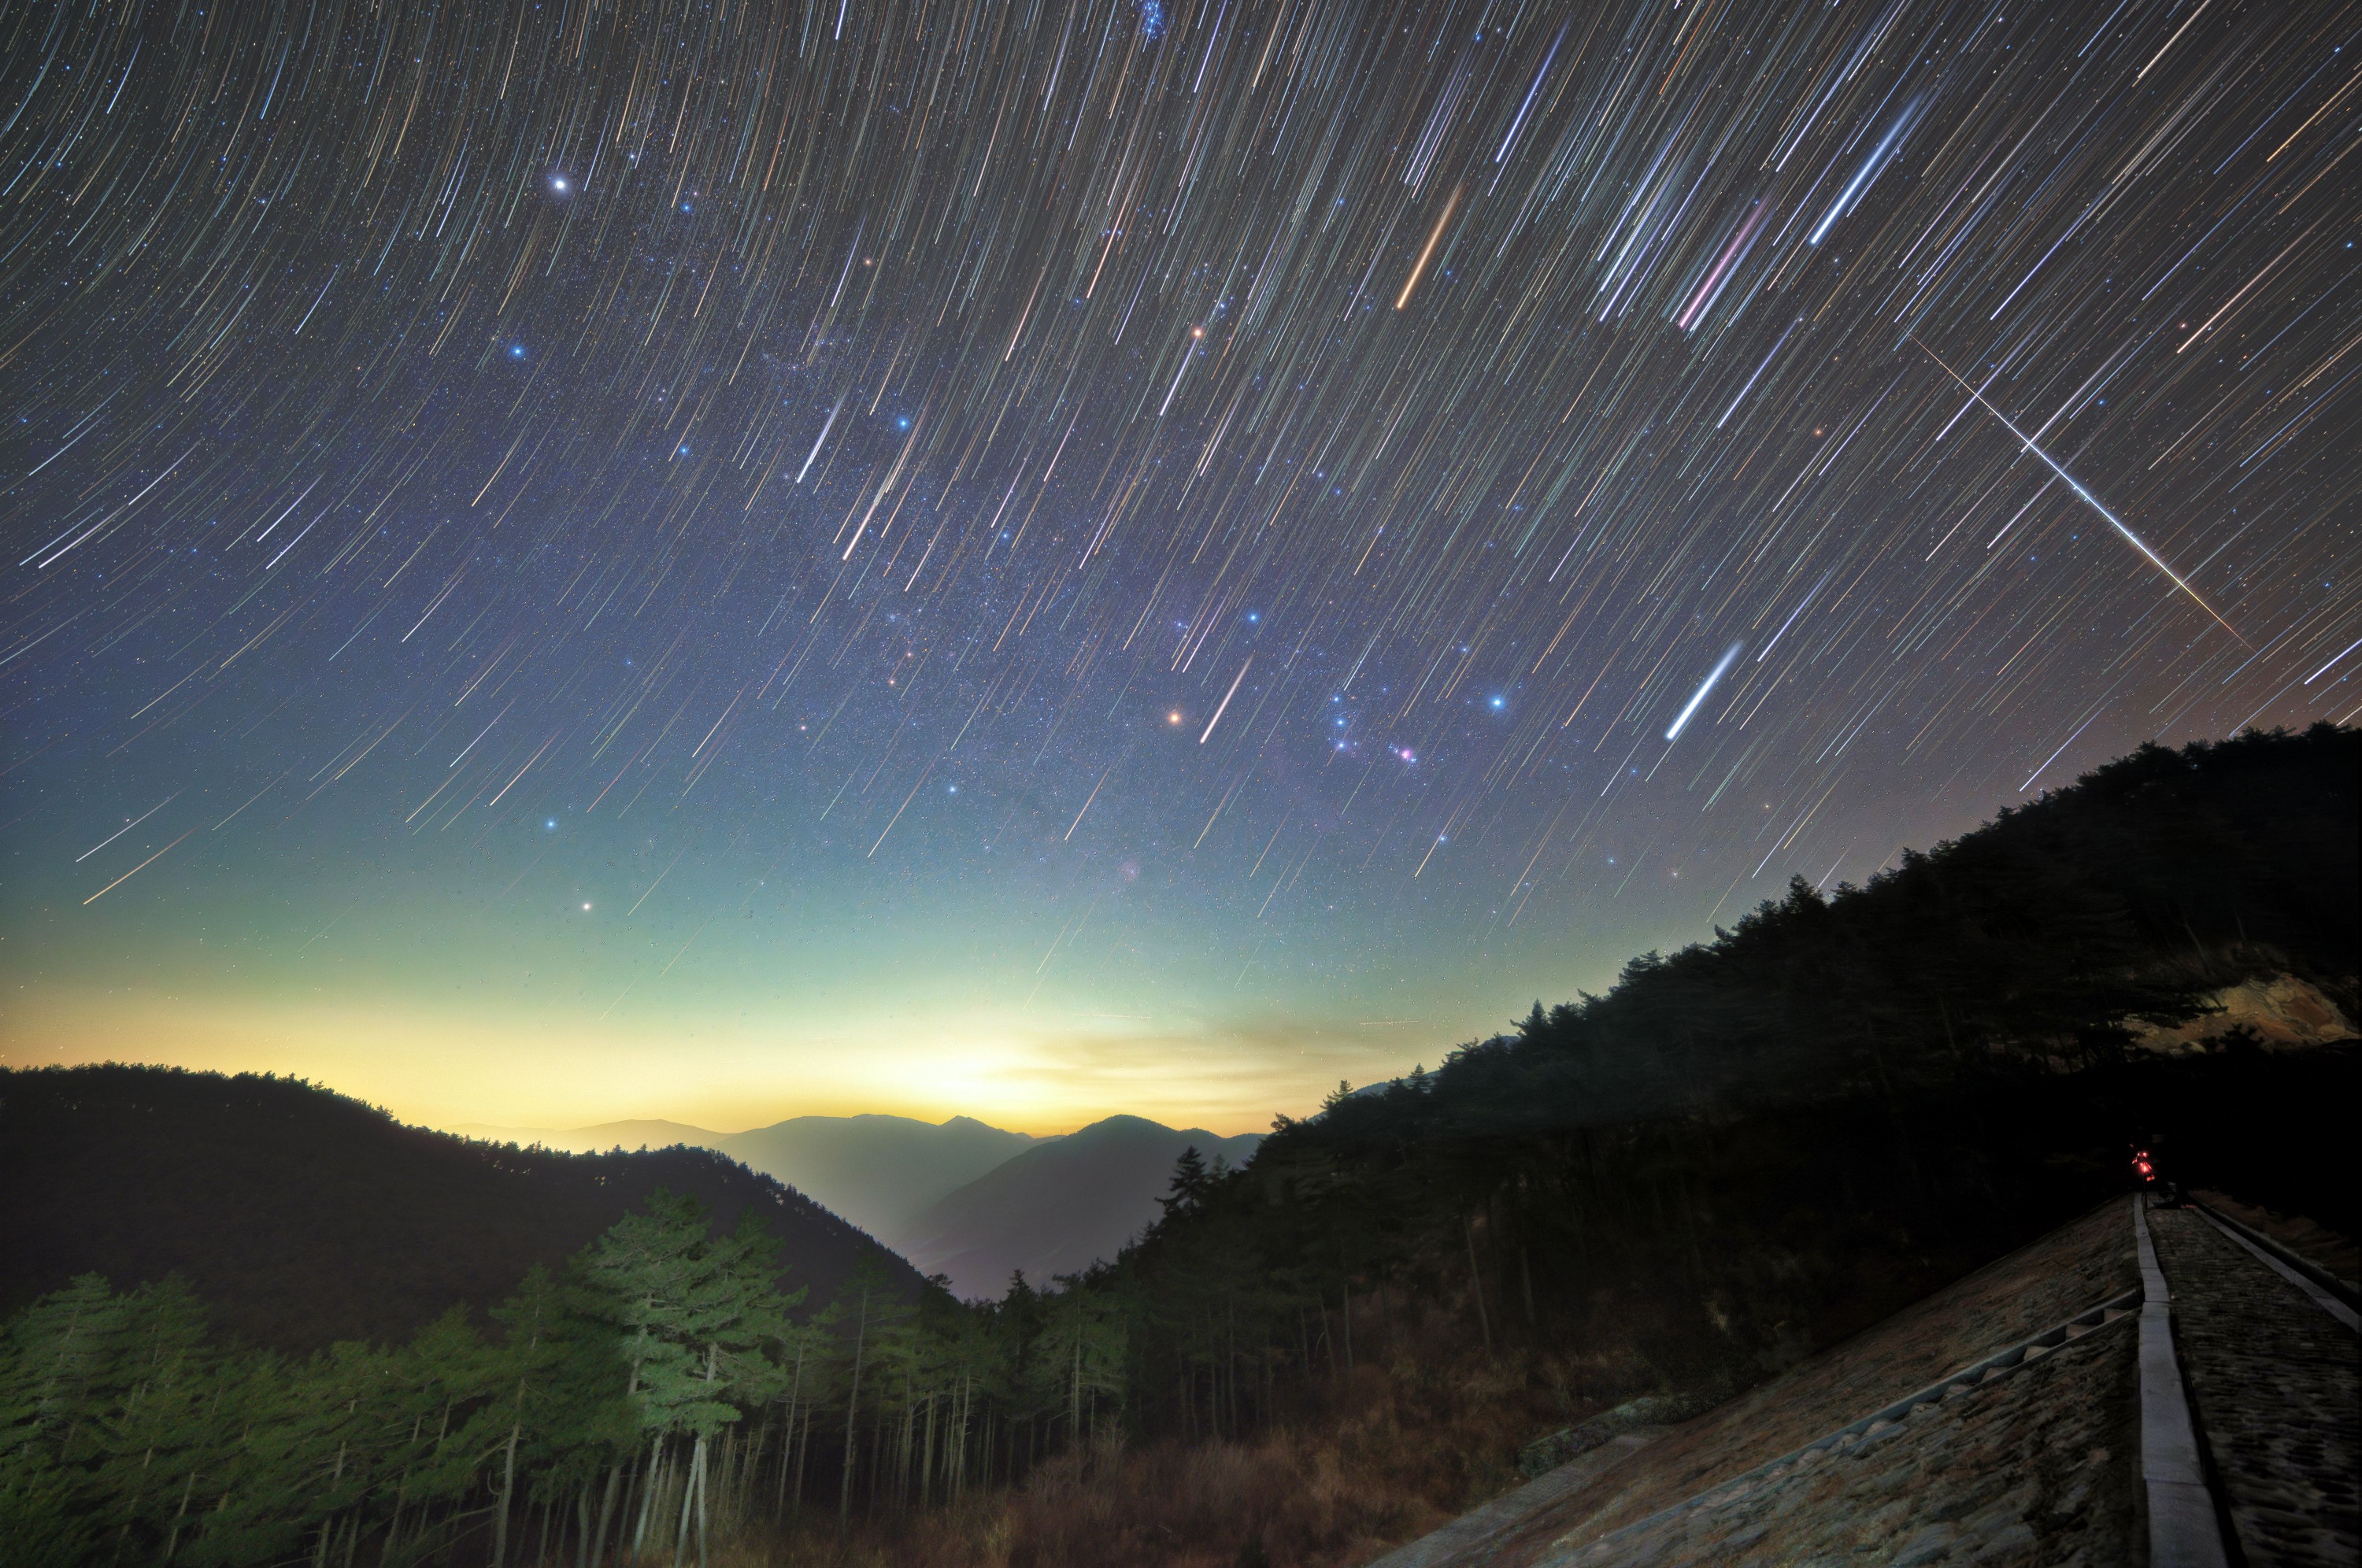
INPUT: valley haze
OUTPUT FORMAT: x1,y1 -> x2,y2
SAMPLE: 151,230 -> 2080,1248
1,0 -> 2353,1554
451,1106 -> 1263,1296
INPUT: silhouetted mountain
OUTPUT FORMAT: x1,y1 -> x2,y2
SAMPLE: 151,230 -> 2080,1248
715,1112 -> 1042,1240
448,1116 -> 724,1152
0,1066 -> 924,1350
4,732 -> 2351,1568
901,1114 -> 1261,1296
1082,726 -> 2360,1447
442,1110 -> 1043,1242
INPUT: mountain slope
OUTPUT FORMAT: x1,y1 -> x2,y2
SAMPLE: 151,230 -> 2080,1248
716,1112 -> 1040,1240
444,1111 -> 1042,1241
450,1117 -> 722,1152
901,1115 -> 1261,1297
0,1066 -> 924,1349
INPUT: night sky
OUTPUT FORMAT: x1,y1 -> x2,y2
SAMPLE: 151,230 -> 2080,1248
2,0 -> 2354,1133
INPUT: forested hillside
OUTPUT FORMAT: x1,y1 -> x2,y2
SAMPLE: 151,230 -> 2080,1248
1053,725 -> 2357,1557
1113,726 -> 2354,1399
3,728 -> 2352,1566
1257,720 -> 2356,1198
0,1194 -> 958,1568
0,1067 -> 923,1348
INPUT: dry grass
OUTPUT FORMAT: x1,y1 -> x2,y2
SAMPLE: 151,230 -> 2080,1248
709,1340 -> 1635,1568
683,1209 -> 1971,1567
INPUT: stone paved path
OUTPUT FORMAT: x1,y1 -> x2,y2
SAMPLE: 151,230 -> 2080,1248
1532,1309 -> 2141,1567
1364,1193 -> 2361,1568
1375,1204 -> 2144,1567
2146,1205 -> 2360,1567
2190,1191 -> 2360,1291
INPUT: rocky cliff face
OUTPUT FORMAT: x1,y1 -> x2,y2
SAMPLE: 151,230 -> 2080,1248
2133,973 -> 2356,1053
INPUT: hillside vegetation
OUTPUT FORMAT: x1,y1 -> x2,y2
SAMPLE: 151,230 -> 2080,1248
0,1068 -> 922,1348
2,727 -> 2352,1567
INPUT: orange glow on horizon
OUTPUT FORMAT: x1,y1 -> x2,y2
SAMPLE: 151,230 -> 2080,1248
1,985 -> 1390,1141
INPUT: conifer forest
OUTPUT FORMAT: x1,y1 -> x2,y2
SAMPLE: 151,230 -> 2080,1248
6,0 -> 2357,1553
5,727 -> 2354,1566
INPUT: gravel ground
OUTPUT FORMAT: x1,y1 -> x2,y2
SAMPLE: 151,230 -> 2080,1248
1388,1202 -> 2143,1567
2147,1205 -> 2360,1568
2188,1189 -> 2360,1289
1375,1194 -> 2360,1568
1535,1311 -> 2140,1568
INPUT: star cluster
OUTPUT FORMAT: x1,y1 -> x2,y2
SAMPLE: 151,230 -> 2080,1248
2,0 -> 2354,1128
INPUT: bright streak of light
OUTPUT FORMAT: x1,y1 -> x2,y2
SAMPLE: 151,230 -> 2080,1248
75,792 -> 177,862
83,830 -> 194,904
1809,102 -> 1919,246
1494,28 -> 1564,165
2021,708 -> 2102,792
1910,336 -> 2248,646
1199,656 -> 1251,743
1719,319 -> 1799,427
1677,202 -> 1766,331
1665,642 -> 1743,741
1395,185 -> 1462,311
2304,635 -> 2362,684
1757,571 -> 1831,662
794,394 -> 845,483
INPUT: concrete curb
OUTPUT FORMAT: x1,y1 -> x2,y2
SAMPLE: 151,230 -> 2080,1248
2189,1200 -> 2360,1330
2132,1195 -> 2231,1568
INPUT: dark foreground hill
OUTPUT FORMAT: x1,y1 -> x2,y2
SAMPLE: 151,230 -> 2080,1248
1,730 -> 2353,1568
1312,722 -> 2357,1141
0,1065 -> 924,1348
1099,727 -> 2358,1440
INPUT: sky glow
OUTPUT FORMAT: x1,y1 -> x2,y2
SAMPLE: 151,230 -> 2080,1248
1,0 -> 2353,1134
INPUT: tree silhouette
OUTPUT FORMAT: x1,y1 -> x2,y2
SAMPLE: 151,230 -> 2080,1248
2,727 -> 2350,1561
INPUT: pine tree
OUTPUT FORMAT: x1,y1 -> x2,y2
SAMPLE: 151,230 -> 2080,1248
575,1191 -> 797,1566
1157,1147 -> 1212,1218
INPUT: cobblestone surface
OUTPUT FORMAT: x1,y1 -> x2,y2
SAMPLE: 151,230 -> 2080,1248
1535,1313 -> 2140,1568
1364,1433 -> 1667,1568
2190,1189 -> 2360,1290
1394,1202 -> 2142,1567
2147,1205 -> 2360,1568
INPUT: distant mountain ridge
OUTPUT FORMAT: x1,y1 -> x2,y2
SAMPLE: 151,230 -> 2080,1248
453,1111 -> 1043,1241
901,1114 -> 1264,1298
716,1113 -> 1042,1239
452,1107 -> 1265,1296
453,1117 -> 721,1152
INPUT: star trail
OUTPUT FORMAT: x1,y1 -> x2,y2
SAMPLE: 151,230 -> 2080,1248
1,0 -> 2355,1131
